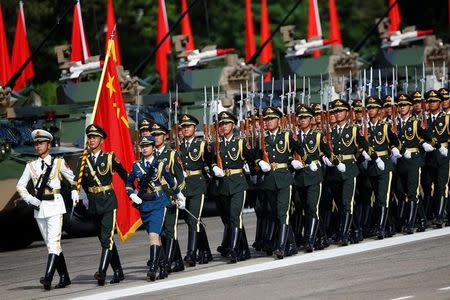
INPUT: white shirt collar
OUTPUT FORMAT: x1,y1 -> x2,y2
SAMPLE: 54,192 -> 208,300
270,129 -> 279,136
40,154 -> 52,164
144,156 -> 154,165
184,136 -> 195,144
156,145 -> 165,153
301,129 -> 310,136
224,134 -> 234,143
91,150 -> 101,159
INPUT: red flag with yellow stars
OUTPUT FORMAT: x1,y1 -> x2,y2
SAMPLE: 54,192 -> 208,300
91,38 -> 141,241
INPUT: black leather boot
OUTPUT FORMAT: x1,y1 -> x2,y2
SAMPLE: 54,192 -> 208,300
262,219 -> 276,256
404,201 -> 418,234
147,245 -> 160,281
239,225 -> 251,260
54,252 -> 71,289
340,213 -> 352,246
252,218 -> 264,251
40,254 -> 59,290
352,205 -> 362,244
198,226 -> 212,264
361,205 -> 372,238
171,240 -> 185,272
218,224 -> 230,256
228,227 -> 241,263
164,238 -> 176,274
377,207 -> 388,239
109,244 -> 124,284
274,223 -> 288,259
184,230 -> 197,267
396,200 -> 406,233
94,248 -> 111,286
435,197 -> 447,228
305,218 -> 318,253
158,248 -> 168,279
416,202 -> 427,232
284,224 -> 298,256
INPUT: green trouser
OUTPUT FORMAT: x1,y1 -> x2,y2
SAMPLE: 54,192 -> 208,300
186,193 -> 205,232
219,191 -> 246,229
164,205 -> 180,239
356,174 -> 373,207
255,189 -> 271,218
294,183 -> 322,219
369,172 -> 393,208
266,185 -> 292,225
331,177 -> 357,214
92,209 -> 116,250
396,166 -> 421,204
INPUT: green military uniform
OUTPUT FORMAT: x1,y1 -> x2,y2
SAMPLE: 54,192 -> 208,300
438,87 -> 450,225
213,111 -> 254,263
394,94 -> 434,234
150,123 -> 186,272
74,124 -> 127,285
292,105 -> 330,252
423,90 -> 450,228
258,107 -> 302,259
179,114 -> 212,266
328,99 -> 369,246
365,97 -> 400,239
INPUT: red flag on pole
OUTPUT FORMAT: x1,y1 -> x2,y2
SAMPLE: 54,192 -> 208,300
307,0 -> 322,57
155,0 -> 171,93
328,0 -> 342,45
70,1 -> 90,63
260,0 -> 272,81
105,0 -> 122,65
91,38 -> 141,241
11,1 -> 34,91
387,0 -> 401,33
181,0 -> 195,51
0,4 -> 11,86
245,0 -> 256,63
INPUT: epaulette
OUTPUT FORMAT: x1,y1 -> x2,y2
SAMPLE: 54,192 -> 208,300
379,120 -> 387,125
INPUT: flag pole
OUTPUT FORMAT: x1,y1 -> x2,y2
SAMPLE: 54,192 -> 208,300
91,36 -> 114,121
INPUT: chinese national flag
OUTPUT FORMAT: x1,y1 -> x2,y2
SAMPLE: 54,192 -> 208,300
105,0 -> 122,65
92,39 -> 141,241
11,1 -> 34,91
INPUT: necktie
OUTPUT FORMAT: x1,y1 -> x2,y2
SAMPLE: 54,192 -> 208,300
91,155 -> 96,164
302,133 -> 306,142
155,151 -> 160,160
186,141 -> 190,149
338,128 -> 342,136
271,134 -> 276,142
41,160 -> 45,170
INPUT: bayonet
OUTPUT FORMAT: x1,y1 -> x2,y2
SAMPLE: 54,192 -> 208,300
442,61 -> 446,88
420,62 -> 426,96
269,77 -> 274,107
403,65 -> 409,93
307,77 -> 311,106
301,76 -> 306,105
348,71 -> 353,102
377,69 -> 382,99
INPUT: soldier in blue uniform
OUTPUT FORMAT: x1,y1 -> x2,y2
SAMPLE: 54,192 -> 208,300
126,136 -> 186,281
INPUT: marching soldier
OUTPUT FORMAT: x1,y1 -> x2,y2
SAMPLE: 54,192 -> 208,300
126,136 -> 186,281
150,123 -> 186,272
74,124 -> 127,285
179,114 -> 213,267
382,95 -> 396,124
365,96 -> 400,239
411,91 -> 425,121
139,118 -> 154,137
394,94 -> 434,234
439,88 -> 450,115
212,111 -> 254,263
324,99 -> 370,246
292,105 -> 330,252
17,129 -> 76,290
257,107 -> 303,259
423,90 -> 450,228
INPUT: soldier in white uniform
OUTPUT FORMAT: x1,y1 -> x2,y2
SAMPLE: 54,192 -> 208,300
16,129 -> 78,290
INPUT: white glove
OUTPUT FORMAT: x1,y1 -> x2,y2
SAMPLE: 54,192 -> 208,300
390,155 -> 398,164
337,162 -> 346,173
130,193 -> 142,205
176,192 -> 186,209
258,160 -> 271,172
403,150 -> 412,159
291,160 -> 304,170
362,160 -> 368,170
71,190 -> 79,206
375,157 -> 385,171
309,161 -> 318,171
82,197 -> 89,208
25,195 -> 41,207
362,150 -> 371,161
422,142 -> 434,153
391,147 -> 401,158
183,171 -> 188,177
322,156 -> 333,167
439,145 -> 448,157
213,166 -> 225,177
243,163 -> 250,174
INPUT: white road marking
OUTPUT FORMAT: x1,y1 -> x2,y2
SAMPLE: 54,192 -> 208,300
391,296 -> 414,300
71,227 -> 450,300
437,286 -> 450,291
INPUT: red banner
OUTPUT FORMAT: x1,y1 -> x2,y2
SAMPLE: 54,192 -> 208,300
105,0 -> 122,65
92,39 -> 141,241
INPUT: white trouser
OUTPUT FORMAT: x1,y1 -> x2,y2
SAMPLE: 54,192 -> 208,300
36,215 -> 63,255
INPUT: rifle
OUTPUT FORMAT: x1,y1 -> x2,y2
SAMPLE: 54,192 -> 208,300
168,91 -> 173,144
377,69 -> 382,99
203,86 -> 209,142
35,158 -> 55,202
258,76 -> 270,163
301,76 -> 306,105
414,68 -> 418,91
239,84 -> 245,138
250,78 -> 257,148
307,77 -> 311,106
136,164 -> 156,201
391,67 -> 398,133
442,61 -> 447,88
134,102 -> 140,159
280,78 -> 286,129
292,74 -> 297,126
213,86 -> 223,168
269,77 -> 275,107
174,85 -> 180,151
420,63 -> 427,129
245,82 -> 251,145
287,76 -> 292,131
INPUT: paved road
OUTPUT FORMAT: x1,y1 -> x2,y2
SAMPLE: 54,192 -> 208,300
1,213 -> 449,300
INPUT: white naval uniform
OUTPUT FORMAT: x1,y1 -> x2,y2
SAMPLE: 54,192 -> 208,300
16,154 -> 75,254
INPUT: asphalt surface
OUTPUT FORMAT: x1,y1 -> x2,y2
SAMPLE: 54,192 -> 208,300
1,213 -> 450,300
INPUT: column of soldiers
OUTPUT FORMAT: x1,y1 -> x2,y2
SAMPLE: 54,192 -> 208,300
19,86 -> 450,290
